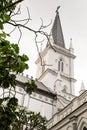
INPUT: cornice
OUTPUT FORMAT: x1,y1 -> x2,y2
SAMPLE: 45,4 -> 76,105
35,44 -> 76,64
53,44 -> 76,59
60,73 -> 77,82
38,68 -> 57,81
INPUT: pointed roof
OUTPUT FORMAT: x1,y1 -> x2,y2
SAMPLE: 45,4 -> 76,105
79,81 -> 85,95
52,7 -> 65,48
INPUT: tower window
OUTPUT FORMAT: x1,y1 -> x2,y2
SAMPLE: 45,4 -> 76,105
58,60 -> 60,71
61,61 -> 64,72
58,59 -> 64,72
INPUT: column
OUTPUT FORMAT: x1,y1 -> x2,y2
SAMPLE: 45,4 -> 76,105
73,122 -> 77,130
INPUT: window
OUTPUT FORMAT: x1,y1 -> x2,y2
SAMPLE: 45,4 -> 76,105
83,127 -> 87,130
58,59 -> 64,72
61,61 -> 64,72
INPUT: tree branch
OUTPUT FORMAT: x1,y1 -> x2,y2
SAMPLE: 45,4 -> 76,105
0,0 -> 24,12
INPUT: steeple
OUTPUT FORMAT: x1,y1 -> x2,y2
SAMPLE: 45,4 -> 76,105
51,6 -> 65,48
36,7 -> 76,97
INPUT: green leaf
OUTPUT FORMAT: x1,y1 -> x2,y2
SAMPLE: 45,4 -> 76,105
25,80 -> 37,94
11,44 -> 19,54
7,97 -> 18,107
0,22 -> 3,29
3,14 -> 10,22
21,54 -> 29,62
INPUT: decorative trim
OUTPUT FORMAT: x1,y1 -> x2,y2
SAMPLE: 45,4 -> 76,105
78,117 -> 87,130
38,68 -> 57,81
67,126 -> 73,130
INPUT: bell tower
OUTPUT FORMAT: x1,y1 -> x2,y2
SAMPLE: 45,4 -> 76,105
35,7 -> 76,100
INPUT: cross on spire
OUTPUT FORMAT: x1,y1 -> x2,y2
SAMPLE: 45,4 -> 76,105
56,6 -> 60,13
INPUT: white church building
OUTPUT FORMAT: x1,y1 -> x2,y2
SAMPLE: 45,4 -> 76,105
15,8 -> 87,130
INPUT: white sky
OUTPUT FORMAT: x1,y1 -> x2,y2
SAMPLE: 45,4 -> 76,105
5,0 -> 87,95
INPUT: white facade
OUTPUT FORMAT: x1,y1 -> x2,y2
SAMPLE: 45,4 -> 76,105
36,44 -> 76,95
2,8 -> 86,129
35,9 -> 87,130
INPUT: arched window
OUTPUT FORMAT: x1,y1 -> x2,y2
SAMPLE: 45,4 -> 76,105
58,60 -> 60,71
58,59 -> 64,72
83,127 -> 87,130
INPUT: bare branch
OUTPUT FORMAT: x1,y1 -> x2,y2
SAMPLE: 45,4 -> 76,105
11,7 -> 31,24
35,35 -> 43,65
9,26 -> 17,34
11,5 -> 21,17
18,26 -> 22,44
7,10 -> 54,67
39,18 -> 52,30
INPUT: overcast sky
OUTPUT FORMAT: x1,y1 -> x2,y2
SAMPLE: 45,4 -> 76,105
6,0 -> 87,95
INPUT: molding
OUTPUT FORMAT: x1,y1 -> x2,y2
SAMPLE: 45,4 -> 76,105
52,44 -> 76,59
78,117 -> 87,130
30,95 -> 55,106
35,44 -> 76,64
47,102 -> 87,130
16,79 -> 56,98
60,73 -> 77,82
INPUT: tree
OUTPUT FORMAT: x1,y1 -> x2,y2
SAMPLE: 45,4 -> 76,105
0,0 -> 47,130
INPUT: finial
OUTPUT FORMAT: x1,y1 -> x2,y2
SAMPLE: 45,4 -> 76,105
56,6 -> 60,13
79,81 -> 85,95
70,38 -> 72,43
69,38 -> 74,53
70,38 -> 73,49
81,81 -> 85,90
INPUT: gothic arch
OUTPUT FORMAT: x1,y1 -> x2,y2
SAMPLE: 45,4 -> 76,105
62,85 -> 67,93
54,79 -> 62,93
78,117 -> 87,130
58,58 -> 64,72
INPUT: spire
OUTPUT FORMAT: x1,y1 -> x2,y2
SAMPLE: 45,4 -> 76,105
51,6 -> 65,48
69,38 -> 73,49
79,81 -> 85,95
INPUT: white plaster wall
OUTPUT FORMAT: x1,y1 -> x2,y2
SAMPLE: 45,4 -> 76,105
54,77 -> 71,94
36,61 -> 42,78
62,79 -> 71,93
41,72 -> 57,91
44,49 -> 72,76
29,98 -> 53,120
36,47 -> 75,95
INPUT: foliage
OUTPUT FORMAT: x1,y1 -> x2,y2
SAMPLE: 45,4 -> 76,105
0,0 -> 15,29
0,97 -> 47,130
0,0 -> 47,130
0,32 -> 29,88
